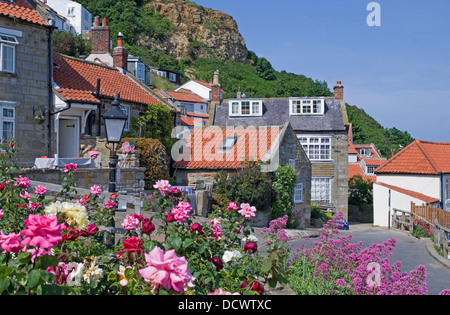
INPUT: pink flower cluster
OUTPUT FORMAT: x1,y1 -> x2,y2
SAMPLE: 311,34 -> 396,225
63,163 -> 77,173
15,176 -> 30,189
139,246 -> 192,293
261,215 -> 291,244
299,211 -> 429,295
121,214 -> 155,235
90,185 -> 102,197
209,218 -> 222,239
153,180 -> 171,196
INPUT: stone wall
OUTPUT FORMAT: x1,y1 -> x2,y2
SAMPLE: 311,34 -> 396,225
0,17 -> 51,166
12,167 -> 146,196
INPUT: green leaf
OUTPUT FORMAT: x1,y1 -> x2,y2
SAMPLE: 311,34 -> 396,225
0,278 -> 11,293
0,266 -> 12,279
261,261 -> 272,273
39,255 -> 59,270
27,269 -> 41,289
268,277 -> 277,288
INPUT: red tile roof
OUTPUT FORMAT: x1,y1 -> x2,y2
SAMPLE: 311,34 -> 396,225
376,140 -> 450,175
0,0 -> 47,26
180,115 -> 208,127
53,54 -> 160,106
173,126 -> 282,169
164,90 -> 206,103
376,182 -> 440,204
348,163 -> 376,182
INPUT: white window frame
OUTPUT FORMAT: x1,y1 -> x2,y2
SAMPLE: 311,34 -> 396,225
217,135 -> 239,153
288,159 -> 295,168
366,165 -> 376,175
229,99 -> 263,117
0,34 -> 18,73
311,177 -> 331,203
360,147 -> 372,157
0,101 -> 17,143
294,182 -> 303,203
290,98 -> 324,115
169,72 -> 177,82
298,135 -> 332,161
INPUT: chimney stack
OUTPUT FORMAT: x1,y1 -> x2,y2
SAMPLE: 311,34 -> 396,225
113,32 -> 128,71
210,70 -> 221,103
334,81 -> 344,100
91,16 -> 111,54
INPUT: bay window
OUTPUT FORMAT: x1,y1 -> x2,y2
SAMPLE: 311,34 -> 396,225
311,177 -> 331,203
299,136 -> 331,161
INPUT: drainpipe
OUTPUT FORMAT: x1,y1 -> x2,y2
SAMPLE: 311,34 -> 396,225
47,21 -> 55,157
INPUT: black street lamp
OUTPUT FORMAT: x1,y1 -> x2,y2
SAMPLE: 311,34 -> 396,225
102,93 -> 127,193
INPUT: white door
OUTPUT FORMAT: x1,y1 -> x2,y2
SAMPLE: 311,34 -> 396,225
58,118 -> 79,158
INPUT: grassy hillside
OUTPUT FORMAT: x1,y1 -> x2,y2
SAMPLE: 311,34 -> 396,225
73,0 -> 414,157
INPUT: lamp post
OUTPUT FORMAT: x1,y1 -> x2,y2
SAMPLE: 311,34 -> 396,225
102,93 -> 127,247
102,93 -> 127,193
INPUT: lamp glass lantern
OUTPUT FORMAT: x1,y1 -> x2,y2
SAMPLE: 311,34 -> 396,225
102,96 -> 127,144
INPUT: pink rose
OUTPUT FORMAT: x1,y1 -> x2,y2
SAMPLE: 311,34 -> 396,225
90,185 -> 102,197
0,209 -> 3,221
153,180 -> 171,196
21,214 -> 66,249
34,185 -> 47,196
227,202 -> 239,210
122,214 -> 141,231
0,230 -> 23,253
238,203 -> 257,220
15,176 -> 30,189
171,201 -> 191,223
104,199 -> 117,210
63,163 -> 77,173
81,223 -> 99,237
139,246 -> 192,293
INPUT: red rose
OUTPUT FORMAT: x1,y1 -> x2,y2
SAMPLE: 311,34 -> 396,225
142,218 -> 155,235
121,237 -> 144,254
166,212 -> 175,223
189,223 -> 203,235
240,280 -> 264,295
63,228 -> 80,242
0,183 -> 5,191
81,223 -> 99,237
208,257 -> 223,271
244,241 -> 258,254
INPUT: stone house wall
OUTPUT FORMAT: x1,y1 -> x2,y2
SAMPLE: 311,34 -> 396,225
0,17 -> 51,166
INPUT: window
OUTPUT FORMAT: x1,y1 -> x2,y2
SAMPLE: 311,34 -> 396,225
311,178 -> 331,203
360,148 -> 372,157
119,104 -> 130,131
366,165 -> 376,175
67,6 -> 75,17
290,98 -> 324,115
0,34 -> 18,73
169,73 -> 177,82
299,136 -> 331,160
288,159 -> 295,168
229,99 -> 263,117
0,103 -> 16,143
179,102 -> 194,113
218,135 -> 239,153
294,182 -> 303,203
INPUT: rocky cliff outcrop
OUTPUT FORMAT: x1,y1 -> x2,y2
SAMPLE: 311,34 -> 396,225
139,0 -> 249,63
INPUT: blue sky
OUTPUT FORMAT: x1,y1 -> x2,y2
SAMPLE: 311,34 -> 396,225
193,0 -> 450,143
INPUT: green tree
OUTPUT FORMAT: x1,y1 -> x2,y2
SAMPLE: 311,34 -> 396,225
127,103 -> 174,151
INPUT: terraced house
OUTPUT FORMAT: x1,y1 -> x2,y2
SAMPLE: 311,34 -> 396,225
0,0 -> 55,166
212,80 -> 350,218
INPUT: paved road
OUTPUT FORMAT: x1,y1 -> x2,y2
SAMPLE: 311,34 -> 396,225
289,223 -> 450,295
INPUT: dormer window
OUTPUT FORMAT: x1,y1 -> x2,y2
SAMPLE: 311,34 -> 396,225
290,98 -> 324,115
360,148 -> 372,157
229,99 -> 263,117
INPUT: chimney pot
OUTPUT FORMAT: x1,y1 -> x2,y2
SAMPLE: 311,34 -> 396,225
93,16 -> 100,27
113,32 -> 128,71
102,16 -> 108,27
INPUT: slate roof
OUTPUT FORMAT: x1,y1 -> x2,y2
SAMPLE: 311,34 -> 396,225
53,54 -> 161,106
0,0 -> 47,26
213,98 -> 346,132
376,140 -> 450,175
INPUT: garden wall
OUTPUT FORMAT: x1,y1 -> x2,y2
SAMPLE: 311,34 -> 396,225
11,167 -> 146,196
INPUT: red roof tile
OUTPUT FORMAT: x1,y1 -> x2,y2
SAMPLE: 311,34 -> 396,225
173,126 -> 282,169
53,54 -> 160,106
0,0 -> 47,26
376,182 -> 440,204
348,163 -> 376,182
376,140 -> 450,174
164,90 -> 206,103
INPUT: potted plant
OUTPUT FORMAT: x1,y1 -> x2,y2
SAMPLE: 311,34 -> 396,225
34,114 -> 45,124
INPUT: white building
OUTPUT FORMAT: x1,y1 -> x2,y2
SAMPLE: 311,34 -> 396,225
43,0 -> 92,35
373,140 -> 450,227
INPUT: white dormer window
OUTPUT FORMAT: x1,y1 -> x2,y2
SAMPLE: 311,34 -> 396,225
290,98 -> 324,115
229,99 -> 263,117
360,148 -> 372,157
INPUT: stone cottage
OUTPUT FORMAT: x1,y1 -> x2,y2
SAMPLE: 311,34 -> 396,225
0,0 -> 54,166
172,122 -> 312,227
211,82 -> 350,219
